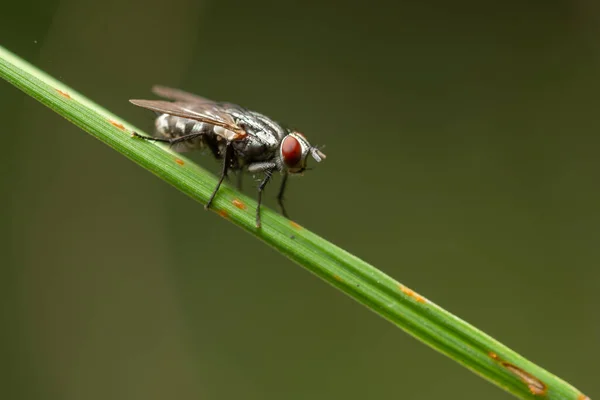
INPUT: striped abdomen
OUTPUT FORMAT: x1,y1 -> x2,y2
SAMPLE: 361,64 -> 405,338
155,113 -> 223,155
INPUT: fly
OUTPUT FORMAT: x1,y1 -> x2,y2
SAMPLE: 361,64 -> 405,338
129,85 -> 326,228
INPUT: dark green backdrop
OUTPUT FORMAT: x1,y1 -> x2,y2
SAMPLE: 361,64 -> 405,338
1,1 -> 597,399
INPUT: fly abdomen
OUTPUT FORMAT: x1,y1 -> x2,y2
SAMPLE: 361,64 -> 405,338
155,113 -> 214,152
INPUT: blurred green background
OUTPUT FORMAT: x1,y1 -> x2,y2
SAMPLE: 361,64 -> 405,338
1,0 -> 597,399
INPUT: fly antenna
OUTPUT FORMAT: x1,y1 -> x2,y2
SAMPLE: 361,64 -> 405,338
310,146 -> 326,162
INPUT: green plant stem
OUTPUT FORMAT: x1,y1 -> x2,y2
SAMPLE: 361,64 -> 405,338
0,45 -> 589,400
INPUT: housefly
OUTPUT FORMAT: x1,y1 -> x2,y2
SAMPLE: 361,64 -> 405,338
129,85 -> 326,228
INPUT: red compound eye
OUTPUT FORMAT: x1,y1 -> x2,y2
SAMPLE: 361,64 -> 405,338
282,136 -> 302,168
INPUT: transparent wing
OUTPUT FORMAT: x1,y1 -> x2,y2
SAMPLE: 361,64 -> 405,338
151,85 -> 213,103
129,99 -> 247,140
152,85 -> 244,111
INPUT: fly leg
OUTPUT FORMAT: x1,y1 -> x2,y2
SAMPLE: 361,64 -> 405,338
246,162 -> 277,227
236,170 -> 244,191
256,168 -> 274,228
206,141 -> 232,210
131,131 -> 204,148
277,172 -> 289,219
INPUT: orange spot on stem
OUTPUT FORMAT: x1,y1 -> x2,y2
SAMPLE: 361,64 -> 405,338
56,89 -> 71,99
289,220 -> 302,230
398,284 -> 427,303
218,210 -> 228,218
175,158 -> 185,166
501,362 -> 547,396
232,199 -> 247,210
578,395 -> 590,400
109,119 -> 125,130
488,352 -> 499,360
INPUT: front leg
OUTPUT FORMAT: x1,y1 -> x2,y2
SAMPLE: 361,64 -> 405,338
247,161 -> 277,173
277,172 -> 289,219
255,169 -> 274,228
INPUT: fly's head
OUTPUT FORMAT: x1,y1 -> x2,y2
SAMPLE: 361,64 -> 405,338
279,131 -> 326,174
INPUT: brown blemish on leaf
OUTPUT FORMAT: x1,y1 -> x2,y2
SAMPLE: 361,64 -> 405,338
501,362 -> 547,396
218,209 -> 228,219
109,119 -> 126,131
232,199 -> 247,210
56,89 -> 71,99
175,158 -> 185,166
333,274 -> 343,282
489,353 -> 547,396
577,395 -> 590,400
398,284 -> 427,303
289,220 -> 302,230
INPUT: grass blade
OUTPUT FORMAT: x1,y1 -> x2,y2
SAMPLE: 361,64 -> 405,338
0,45 -> 590,400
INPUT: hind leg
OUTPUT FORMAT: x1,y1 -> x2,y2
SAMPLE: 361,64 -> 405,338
131,131 -> 205,148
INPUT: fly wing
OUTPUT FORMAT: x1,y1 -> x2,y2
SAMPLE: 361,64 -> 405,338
151,85 -> 213,103
152,85 -> 244,111
129,99 -> 247,140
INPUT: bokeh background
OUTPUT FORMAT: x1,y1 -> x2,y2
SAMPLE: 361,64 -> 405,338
1,1 -> 598,399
